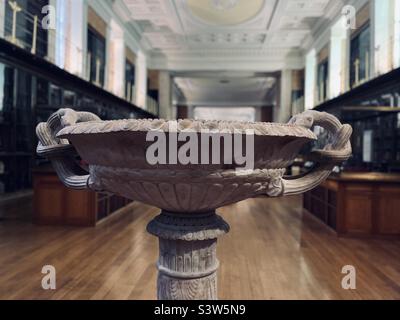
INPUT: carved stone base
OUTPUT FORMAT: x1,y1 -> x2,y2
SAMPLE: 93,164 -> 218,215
158,270 -> 217,300
147,210 -> 229,300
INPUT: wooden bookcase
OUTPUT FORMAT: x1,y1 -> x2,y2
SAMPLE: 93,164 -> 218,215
304,173 -> 400,237
33,167 -> 131,227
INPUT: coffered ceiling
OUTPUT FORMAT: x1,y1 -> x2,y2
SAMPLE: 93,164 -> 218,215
119,0 -> 345,71
115,0 -> 346,106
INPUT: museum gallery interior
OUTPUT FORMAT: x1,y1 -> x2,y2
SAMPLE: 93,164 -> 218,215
0,0 -> 400,300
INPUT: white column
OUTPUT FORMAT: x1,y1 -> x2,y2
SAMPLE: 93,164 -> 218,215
394,0 -> 400,68
373,0 -> 394,76
107,19 -> 125,97
53,0 -> 68,69
369,0 -> 376,79
0,0 -> 6,37
135,51 -> 147,109
305,49 -> 316,110
344,26 -> 352,92
103,24 -> 111,89
46,0 -> 57,63
277,70 -> 292,123
64,0 -> 87,78
329,16 -> 347,99
187,105 -> 194,118
159,71 -> 173,119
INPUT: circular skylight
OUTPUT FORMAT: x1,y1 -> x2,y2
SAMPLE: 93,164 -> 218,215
187,0 -> 265,26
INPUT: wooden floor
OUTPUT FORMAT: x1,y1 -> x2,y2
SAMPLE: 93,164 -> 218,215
0,196 -> 400,300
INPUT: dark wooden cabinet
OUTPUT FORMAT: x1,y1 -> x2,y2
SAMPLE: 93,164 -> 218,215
33,168 -> 132,227
304,173 -> 400,237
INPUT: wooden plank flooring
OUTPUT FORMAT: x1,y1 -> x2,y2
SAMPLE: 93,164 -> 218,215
0,196 -> 399,300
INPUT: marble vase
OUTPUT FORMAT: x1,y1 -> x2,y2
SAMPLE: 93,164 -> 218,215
36,108 -> 352,300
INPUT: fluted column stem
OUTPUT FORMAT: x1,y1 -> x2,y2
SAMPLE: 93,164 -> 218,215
147,210 -> 229,300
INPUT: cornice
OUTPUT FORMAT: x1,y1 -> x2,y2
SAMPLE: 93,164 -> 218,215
103,0 -> 152,53
173,100 -> 276,107
302,0 -> 371,53
301,0 -> 346,52
150,58 -> 303,72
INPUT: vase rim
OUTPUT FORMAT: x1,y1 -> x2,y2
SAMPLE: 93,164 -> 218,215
57,118 -> 317,140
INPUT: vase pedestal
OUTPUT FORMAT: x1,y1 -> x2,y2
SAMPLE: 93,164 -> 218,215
147,210 -> 230,300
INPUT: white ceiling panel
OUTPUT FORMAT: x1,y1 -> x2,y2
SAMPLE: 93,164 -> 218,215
121,0 -> 338,62
118,0 -> 343,104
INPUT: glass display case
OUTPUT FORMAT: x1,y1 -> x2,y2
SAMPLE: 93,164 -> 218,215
87,27 -> 106,87
316,67 -> 400,173
317,59 -> 328,103
0,57 -> 155,195
350,24 -> 371,88
125,60 -> 135,102
4,0 -> 49,58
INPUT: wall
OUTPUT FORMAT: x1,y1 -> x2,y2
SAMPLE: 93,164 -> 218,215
5,0 -> 152,112
302,0 -> 400,110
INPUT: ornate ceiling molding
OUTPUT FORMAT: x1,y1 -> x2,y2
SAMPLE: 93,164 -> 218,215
210,0 -> 240,11
181,0 -> 269,29
121,0 -> 336,72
